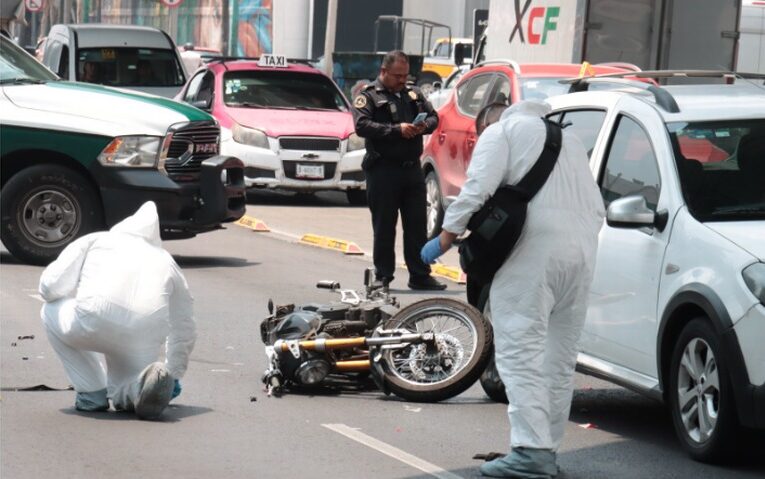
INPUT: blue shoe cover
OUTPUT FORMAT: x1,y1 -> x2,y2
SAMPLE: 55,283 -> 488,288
75,389 -> 109,412
479,448 -> 558,478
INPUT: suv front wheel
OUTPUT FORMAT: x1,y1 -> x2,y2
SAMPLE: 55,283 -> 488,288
669,318 -> 738,463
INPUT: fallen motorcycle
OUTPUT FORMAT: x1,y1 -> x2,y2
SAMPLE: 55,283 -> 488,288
260,269 -> 492,402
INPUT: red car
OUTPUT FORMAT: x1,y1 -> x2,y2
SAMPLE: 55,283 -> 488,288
421,61 -> 638,238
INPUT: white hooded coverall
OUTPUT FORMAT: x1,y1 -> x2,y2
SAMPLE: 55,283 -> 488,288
39,201 -> 196,410
442,101 -> 605,451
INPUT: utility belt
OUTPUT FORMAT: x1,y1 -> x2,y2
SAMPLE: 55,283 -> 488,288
362,150 -> 419,170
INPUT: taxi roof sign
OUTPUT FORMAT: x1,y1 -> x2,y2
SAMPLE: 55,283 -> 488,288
258,54 -> 288,68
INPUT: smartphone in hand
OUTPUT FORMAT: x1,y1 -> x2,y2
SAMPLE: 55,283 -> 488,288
413,112 -> 428,125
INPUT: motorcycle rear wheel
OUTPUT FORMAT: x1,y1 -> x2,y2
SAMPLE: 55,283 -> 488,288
380,298 -> 492,402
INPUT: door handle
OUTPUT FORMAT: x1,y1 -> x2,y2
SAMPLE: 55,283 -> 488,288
438,132 -> 447,144
466,137 -> 476,148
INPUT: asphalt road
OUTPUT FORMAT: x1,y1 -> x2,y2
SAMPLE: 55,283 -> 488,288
1,190 -> 763,479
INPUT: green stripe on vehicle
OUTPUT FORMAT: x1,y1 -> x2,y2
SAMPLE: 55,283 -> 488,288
1,125 -> 112,167
48,81 -> 212,122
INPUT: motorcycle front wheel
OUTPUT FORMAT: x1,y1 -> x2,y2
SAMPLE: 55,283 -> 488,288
380,298 -> 492,402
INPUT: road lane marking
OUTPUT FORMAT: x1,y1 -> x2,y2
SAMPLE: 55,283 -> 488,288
321,423 -> 463,479
28,294 -> 44,302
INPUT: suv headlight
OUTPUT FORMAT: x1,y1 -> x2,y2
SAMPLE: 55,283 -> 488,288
743,263 -> 765,304
98,136 -> 161,167
232,123 -> 269,149
347,132 -> 365,152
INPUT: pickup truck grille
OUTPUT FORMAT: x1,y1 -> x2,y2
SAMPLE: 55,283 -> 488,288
163,122 -> 220,179
279,137 -> 340,151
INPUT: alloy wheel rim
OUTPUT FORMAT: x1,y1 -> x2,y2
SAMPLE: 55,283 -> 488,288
677,337 -> 720,443
20,188 -> 81,247
425,177 -> 440,237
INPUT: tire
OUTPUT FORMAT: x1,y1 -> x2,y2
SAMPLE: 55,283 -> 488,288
346,189 -> 367,206
417,72 -> 442,98
425,171 -> 444,240
0,165 -> 103,265
380,297 -> 492,402
476,288 -> 508,403
668,318 -> 739,463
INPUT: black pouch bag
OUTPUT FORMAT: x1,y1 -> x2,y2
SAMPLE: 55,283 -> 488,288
458,119 -> 562,284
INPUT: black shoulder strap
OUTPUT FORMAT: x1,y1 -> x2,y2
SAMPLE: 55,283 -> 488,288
515,119 -> 563,199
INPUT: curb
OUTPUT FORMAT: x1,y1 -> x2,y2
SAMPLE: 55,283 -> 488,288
235,215 -> 270,232
300,233 -> 365,255
431,263 -> 467,284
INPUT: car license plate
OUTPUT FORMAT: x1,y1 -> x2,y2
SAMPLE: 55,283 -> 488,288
296,164 -> 324,179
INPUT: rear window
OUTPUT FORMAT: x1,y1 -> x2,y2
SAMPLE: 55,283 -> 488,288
222,70 -> 348,111
76,48 -> 185,87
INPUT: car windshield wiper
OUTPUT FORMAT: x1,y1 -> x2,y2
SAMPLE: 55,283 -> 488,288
711,205 -> 765,216
228,102 -> 266,108
0,77 -> 47,85
294,106 -> 338,112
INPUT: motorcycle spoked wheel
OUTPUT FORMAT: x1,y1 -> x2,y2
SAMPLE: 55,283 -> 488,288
379,297 -> 492,402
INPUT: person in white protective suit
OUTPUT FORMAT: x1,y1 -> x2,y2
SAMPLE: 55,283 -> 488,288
420,100 -> 605,478
39,201 -> 196,420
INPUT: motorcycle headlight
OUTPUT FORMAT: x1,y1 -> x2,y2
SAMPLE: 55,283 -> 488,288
295,359 -> 331,385
347,132 -> 365,152
232,123 -> 270,149
98,136 -> 161,167
743,262 -> 765,305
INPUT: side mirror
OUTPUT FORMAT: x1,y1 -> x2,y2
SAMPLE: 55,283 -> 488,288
606,195 -> 667,231
189,98 -> 211,111
454,43 -> 466,67
432,81 -> 442,91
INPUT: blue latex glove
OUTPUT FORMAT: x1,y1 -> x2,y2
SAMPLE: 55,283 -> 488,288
171,379 -> 182,399
420,237 -> 444,264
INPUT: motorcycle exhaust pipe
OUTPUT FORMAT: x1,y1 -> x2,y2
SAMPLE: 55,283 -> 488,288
274,333 -> 433,354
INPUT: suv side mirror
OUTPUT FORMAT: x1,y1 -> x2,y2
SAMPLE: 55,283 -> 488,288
606,195 -> 656,229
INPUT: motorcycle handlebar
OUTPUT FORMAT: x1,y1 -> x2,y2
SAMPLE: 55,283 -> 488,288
316,280 -> 340,290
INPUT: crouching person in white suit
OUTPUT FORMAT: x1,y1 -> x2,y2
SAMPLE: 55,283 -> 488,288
39,201 -> 196,420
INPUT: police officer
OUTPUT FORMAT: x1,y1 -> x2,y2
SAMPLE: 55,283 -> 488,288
352,50 -> 446,291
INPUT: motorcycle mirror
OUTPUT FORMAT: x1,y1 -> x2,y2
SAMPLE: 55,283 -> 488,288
267,298 -> 274,314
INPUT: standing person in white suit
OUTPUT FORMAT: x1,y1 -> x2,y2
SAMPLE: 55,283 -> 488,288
421,100 -> 605,478
39,201 -> 196,420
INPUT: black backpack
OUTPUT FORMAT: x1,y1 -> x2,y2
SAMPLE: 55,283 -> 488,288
458,119 -> 563,284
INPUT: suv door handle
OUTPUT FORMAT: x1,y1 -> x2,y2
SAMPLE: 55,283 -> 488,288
438,132 -> 447,144
466,137 -> 476,148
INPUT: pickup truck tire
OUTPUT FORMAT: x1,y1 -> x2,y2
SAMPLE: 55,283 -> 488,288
669,318 -> 738,463
425,171 -> 444,240
1,165 -> 103,265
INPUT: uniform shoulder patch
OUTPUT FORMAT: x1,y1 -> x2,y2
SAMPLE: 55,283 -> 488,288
354,95 -> 368,108
408,90 -> 418,101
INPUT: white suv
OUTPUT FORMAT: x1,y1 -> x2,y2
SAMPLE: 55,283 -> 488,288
543,73 -> 765,462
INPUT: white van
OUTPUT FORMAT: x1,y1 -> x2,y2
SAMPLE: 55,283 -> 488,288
41,24 -> 187,98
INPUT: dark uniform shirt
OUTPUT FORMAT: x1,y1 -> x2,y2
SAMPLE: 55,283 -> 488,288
352,79 -> 439,165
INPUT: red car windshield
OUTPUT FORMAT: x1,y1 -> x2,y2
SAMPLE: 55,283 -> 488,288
222,70 -> 348,112
521,77 -> 616,100
669,119 -> 765,221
